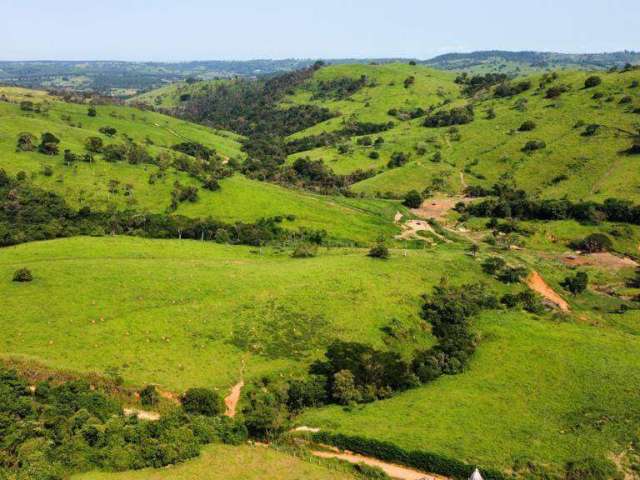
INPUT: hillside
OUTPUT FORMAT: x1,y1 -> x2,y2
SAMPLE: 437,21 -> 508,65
279,63 -> 640,201
0,86 -> 401,244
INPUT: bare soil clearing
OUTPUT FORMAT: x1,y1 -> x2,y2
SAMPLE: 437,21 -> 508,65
395,220 -> 448,243
411,197 -> 471,222
224,380 -> 244,418
311,449 -> 445,480
123,408 -> 161,421
527,271 -> 570,312
561,252 -> 638,269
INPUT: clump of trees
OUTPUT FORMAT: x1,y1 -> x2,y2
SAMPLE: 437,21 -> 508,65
0,368 -> 246,478
181,388 -> 224,416
311,75 -> 368,100
403,190 -> 423,208
99,126 -> 117,136
387,151 -> 410,168
423,105 -> 474,128
571,233 -> 613,253
494,80 -> 532,98
562,271 -> 589,295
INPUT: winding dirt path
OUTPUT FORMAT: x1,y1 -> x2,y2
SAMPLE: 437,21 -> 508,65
311,449 -> 445,480
527,271 -> 570,312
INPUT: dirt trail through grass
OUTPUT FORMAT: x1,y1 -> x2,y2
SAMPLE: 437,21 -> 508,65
527,271 -> 570,311
224,380 -> 244,418
311,449 -> 445,480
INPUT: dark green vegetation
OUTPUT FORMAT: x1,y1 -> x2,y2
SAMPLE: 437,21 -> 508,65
0,368 -> 246,479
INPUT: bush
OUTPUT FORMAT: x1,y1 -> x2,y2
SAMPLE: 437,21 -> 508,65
12,268 -> 33,282
562,271 -> 588,295
387,151 -> 409,169
369,151 -> 380,159
38,132 -> 61,156
498,266 -> 528,284
98,126 -> 117,137
582,124 -> 600,137
403,190 -> 423,208
181,388 -> 223,416
20,100 -> 34,111
139,385 -> 159,406
87,106 -> 97,117
573,233 -> 613,253
367,243 -> 389,259
518,120 -> 536,132
584,76 -> 602,89
85,136 -> 104,153
522,140 -> 546,152
16,132 -> 37,152
291,243 -> 317,258
482,257 -> 506,275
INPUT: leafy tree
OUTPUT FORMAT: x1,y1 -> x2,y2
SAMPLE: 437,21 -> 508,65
98,126 -> 117,137
573,233 -> 613,253
332,370 -> 361,405
38,132 -> 61,156
403,190 -> 423,208
85,136 -> 104,153
584,76 -> 602,88
181,388 -> 223,416
87,106 -> 97,117
12,268 -> 33,282
369,151 -> 380,159
562,271 -> 589,295
19,100 -> 34,112
482,257 -> 506,275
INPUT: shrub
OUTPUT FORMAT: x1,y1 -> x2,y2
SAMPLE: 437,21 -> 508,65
498,266 -> 528,283
518,120 -> 536,132
619,95 -> 633,104
387,152 -> 409,169
403,190 -> 423,208
573,233 -> 612,253
87,106 -> 97,117
181,388 -> 223,416
98,126 -> 117,137
139,385 -> 159,406
369,151 -> 380,160
545,85 -> 569,99
12,268 -> 33,282
584,76 -> 602,89
38,132 -> 61,156
368,243 -> 389,259
562,271 -> 589,295
582,124 -> 600,137
16,132 -> 37,152
42,165 -> 54,176
482,257 -> 506,275
85,136 -> 104,153
20,100 -> 34,112
291,243 -> 317,258
522,140 -> 546,152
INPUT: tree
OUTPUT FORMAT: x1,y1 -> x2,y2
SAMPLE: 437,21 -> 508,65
98,126 -> 117,137
468,243 -> 480,257
87,106 -> 97,117
85,136 -> 104,153
20,100 -> 34,112
181,388 -> 222,416
332,370 -> 361,405
584,76 -> 602,89
139,385 -> 159,406
574,233 -> 612,253
368,243 -> 389,259
38,132 -> 61,156
403,190 -> 423,208
13,268 -> 33,282
562,271 -> 588,295
482,257 -> 506,275
16,132 -> 37,152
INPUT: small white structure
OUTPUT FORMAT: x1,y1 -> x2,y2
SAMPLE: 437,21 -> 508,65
469,468 -> 484,480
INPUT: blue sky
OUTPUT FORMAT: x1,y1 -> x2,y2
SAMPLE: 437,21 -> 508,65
3,0 -> 639,61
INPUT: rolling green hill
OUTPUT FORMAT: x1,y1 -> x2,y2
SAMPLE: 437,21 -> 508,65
281,64 -> 640,201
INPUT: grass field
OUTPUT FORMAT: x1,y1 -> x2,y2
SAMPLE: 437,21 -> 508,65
74,444 -> 360,480
0,236 -> 488,392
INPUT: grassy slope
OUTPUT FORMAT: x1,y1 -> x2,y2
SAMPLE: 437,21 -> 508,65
74,444 -> 358,480
284,64 -> 640,200
129,80 -> 227,109
0,236 -> 485,392
0,88 -> 400,243
300,311 -> 640,472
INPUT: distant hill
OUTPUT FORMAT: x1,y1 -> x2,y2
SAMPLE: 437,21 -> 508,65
422,50 -> 640,74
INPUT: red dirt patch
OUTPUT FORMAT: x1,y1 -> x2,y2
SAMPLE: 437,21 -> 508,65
411,197 -> 471,222
561,252 -> 638,269
527,271 -> 570,312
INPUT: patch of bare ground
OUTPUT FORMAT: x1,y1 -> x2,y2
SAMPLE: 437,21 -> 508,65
224,380 -> 244,418
411,197 -> 471,222
526,271 -> 570,312
561,252 -> 638,269
123,408 -> 161,421
395,220 -> 448,243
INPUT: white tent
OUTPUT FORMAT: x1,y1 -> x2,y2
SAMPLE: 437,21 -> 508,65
469,468 -> 484,480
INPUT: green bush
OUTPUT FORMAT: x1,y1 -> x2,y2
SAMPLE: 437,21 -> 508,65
12,268 -> 33,282
87,106 -> 97,117
403,190 -> 423,208
291,243 -> 317,258
518,120 -> 536,132
181,388 -> 223,416
139,385 -> 159,406
572,233 -> 613,253
367,243 -> 389,259
522,140 -> 546,153
562,271 -> 589,295
584,76 -> 602,89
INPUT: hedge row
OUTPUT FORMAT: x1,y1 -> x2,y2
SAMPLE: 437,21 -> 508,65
311,432 -> 509,480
